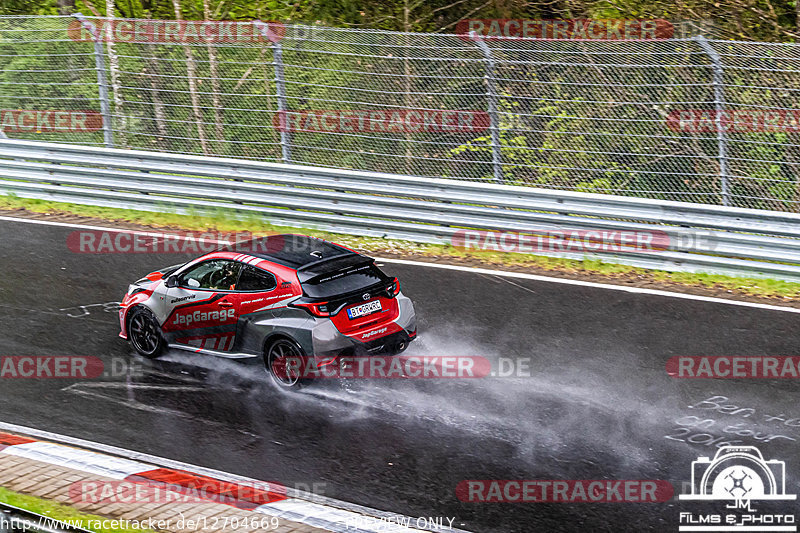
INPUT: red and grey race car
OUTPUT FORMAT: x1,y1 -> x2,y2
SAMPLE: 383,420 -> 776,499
119,234 -> 417,388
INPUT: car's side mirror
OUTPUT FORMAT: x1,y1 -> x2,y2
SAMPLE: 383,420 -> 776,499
165,275 -> 178,288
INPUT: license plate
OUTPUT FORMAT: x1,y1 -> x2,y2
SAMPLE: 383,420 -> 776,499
347,300 -> 382,319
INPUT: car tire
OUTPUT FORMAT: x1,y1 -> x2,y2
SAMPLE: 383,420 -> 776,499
128,306 -> 165,359
264,337 -> 310,390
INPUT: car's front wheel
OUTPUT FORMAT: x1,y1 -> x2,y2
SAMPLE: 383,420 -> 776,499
265,337 -> 308,390
128,307 -> 165,358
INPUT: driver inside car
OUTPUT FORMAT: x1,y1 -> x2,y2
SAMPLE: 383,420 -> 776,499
208,262 -> 241,290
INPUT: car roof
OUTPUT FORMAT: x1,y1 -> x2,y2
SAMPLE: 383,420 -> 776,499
219,234 -> 358,270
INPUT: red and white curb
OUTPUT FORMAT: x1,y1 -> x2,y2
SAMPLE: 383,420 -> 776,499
0,423 -> 467,533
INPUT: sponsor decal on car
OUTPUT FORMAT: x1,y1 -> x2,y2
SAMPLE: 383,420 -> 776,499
361,326 -> 388,339
172,308 -> 235,327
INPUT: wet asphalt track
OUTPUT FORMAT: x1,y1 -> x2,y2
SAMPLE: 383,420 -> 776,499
1,218 -> 800,532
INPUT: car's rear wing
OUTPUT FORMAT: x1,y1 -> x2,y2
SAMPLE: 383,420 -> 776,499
295,253 -> 375,284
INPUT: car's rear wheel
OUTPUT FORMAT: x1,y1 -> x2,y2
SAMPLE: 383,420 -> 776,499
265,338 -> 308,390
128,307 -> 165,358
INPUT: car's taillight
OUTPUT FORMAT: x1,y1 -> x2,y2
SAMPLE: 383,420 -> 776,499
387,277 -> 401,297
291,301 -> 331,317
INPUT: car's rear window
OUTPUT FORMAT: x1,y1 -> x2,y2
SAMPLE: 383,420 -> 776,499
301,263 -> 385,298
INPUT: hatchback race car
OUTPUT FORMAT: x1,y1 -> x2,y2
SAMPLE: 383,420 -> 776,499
119,234 -> 417,388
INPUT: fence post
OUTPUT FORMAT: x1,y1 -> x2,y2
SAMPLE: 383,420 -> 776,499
72,13 -> 114,148
470,33 -> 503,184
254,21 -> 291,164
694,35 -> 729,206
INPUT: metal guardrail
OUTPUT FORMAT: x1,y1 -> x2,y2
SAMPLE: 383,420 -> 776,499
5,16 -> 800,212
2,139 -> 800,281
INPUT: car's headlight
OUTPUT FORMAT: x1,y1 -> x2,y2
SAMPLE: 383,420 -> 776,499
127,285 -> 147,296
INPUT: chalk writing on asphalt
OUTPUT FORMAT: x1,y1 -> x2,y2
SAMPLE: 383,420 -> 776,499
664,395 -> 797,447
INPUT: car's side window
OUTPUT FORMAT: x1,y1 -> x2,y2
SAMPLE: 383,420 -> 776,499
237,265 -> 277,292
178,260 -> 242,290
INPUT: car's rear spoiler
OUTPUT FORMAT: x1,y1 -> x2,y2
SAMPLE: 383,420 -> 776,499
296,254 -> 375,283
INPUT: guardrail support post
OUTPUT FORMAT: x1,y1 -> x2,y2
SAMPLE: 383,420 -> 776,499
470,34 -> 503,184
694,35 -> 729,206
255,21 -> 291,164
73,13 -> 114,148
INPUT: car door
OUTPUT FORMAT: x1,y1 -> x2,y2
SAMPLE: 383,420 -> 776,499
162,259 -> 243,351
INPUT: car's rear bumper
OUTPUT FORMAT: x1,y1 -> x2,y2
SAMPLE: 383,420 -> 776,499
310,293 -> 416,358
335,328 -> 416,357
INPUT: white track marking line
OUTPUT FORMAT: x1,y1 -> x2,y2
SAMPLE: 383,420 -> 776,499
2,442 -> 150,479
0,215 -> 231,244
377,258 -> 800,314
1,215 -> 797,313
257,500 -> 426,533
